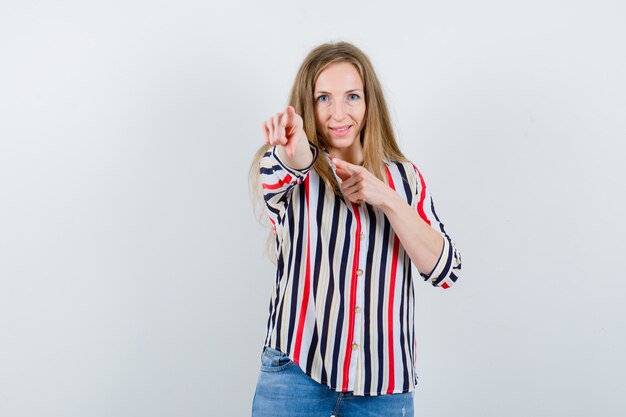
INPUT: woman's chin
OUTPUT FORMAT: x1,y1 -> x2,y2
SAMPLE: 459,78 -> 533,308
327,136 -> 358,150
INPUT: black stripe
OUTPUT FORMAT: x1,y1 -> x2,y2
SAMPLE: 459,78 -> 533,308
260,165 -> 281,175
265,245 -> 284,345
274,197 -> 297,349
330,205 -> 352,388
432,236 -> 454,286
265,294 -> 274,346
274,297 -> 283,348
376,214 -> 391,395
395,162 -> 413,206
430,197 -> 451,238
409,272 -> 416,384
311,179 -> 325,303
263,190 -> 283,203
363,203 -> 377,394
399,252 -> 410,391
286,185 -> 306,354
306,326 -> 319,375
319,193 -> 341,385
453,251 -> 462,272
262,199 -> 281,221
406,265 -> 415,377
305,178 -> 326,374
408,268 -> 416,366
264,189 -> 292,221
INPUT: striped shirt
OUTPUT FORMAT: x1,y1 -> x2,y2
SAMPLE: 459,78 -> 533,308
259,142 -> 462,396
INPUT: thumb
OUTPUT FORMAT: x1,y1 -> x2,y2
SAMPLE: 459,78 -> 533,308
285,137 -> 297,158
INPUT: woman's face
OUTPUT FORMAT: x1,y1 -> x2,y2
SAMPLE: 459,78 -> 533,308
314,62 -> 366,158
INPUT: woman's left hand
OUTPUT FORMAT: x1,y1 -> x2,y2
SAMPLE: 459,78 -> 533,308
332,157 -> 395,208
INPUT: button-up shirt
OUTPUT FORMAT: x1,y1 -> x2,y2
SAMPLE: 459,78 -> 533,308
259,142 -> 462,396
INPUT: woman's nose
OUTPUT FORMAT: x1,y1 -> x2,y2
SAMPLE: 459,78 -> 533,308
332,102 -> 346,120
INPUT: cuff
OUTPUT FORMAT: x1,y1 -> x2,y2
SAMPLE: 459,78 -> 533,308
420,235 -> 454,287
271,141 -> 319,180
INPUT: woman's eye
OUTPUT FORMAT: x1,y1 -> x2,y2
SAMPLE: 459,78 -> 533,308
316,95 -> 329,103
348,93 -> 361,101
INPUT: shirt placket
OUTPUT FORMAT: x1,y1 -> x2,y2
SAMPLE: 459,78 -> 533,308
347,203 -> 368,394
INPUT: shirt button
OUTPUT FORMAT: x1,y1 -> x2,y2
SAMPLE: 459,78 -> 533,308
359,232 -> 365,240
354,306 -> 361,313
352,343 -> 358,350
356,269 -> 363,276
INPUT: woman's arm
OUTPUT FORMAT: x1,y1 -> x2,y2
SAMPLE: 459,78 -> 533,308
259,106 -> 319,228
332,157 -> 460,286
378,191 -> 443,276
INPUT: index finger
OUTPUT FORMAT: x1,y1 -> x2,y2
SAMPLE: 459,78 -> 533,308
331,157 -> 360,176
284,105 -> 302,128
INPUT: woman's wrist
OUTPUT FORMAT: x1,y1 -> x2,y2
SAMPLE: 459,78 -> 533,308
276,137 -> 313,170
377,187 -> 403,212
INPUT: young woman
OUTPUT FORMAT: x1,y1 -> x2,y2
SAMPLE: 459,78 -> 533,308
250,42 -> 462,417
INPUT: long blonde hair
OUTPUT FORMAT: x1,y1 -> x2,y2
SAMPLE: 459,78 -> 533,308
249,42 -> 407,257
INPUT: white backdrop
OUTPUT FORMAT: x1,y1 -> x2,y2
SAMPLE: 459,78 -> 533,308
1,1 -> 625,416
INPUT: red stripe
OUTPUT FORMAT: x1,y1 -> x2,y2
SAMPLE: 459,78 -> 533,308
262,173 -> 293,190
293,175 -> 311,364
412,164 -> 431,226
385,166 -> 399,393
386,237 -> 399,393
341,202 -> 362,391
268,216 -> 277,235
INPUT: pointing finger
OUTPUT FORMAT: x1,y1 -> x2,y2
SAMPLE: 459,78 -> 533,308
285,105 -> 303,130
332,160 -> 353,181
278,111 -> 295,157
285,105 -> 294,119
331,157 -> 360,176
285,105 -> 296,124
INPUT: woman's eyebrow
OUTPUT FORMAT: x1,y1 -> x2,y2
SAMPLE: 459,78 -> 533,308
314,89 -> 364,95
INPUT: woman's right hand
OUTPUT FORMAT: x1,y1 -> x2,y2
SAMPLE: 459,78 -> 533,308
262,105 -> 307,159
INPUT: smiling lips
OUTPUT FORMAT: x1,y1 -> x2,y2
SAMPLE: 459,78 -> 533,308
329,125 -> 352,137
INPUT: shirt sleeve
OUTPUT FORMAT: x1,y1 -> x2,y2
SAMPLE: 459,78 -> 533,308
259,142 -> 319,231
410,163 -> 462,289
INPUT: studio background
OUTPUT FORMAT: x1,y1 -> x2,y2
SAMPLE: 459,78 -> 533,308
1,1 -> 625,416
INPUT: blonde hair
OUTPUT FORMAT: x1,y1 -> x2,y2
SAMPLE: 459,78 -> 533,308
249,41 -> 407,258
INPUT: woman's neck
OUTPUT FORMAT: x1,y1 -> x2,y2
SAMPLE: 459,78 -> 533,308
327,141 -> 364,166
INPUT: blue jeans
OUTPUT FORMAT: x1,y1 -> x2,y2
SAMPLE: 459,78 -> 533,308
251,347 -> 414,417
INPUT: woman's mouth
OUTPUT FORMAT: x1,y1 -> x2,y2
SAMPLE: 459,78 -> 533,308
329,125 -> 352,137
